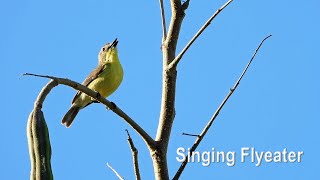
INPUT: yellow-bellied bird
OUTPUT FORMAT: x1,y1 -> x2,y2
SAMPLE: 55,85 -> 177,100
62,38 -> 123,127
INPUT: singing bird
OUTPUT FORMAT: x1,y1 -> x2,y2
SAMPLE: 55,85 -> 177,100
62,38 -> 123,127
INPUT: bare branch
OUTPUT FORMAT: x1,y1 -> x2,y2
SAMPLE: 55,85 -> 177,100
152,1 -> 188,179
23,73 -> 156,148
181,0 -> 190,11
173,35 -> 272,179
125,130 -> 141,180
34,80 -> 58,107
167,0 -> 234,70
159,0 -> 167,42
107,163 -> 124,180
182,133 -> 200,137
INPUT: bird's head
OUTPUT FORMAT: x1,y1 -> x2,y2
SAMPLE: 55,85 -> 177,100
98,38 -> 119,64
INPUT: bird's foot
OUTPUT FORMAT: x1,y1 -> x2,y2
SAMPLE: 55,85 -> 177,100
96,92 -> 102,99
106,102 -> 116,110
91,92 -> 102,102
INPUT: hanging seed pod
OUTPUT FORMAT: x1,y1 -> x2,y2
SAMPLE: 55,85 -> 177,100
27,107 -> 53,180
26,80 -> 57,180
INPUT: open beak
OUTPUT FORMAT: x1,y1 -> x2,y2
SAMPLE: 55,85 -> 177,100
110,38 -> 118,48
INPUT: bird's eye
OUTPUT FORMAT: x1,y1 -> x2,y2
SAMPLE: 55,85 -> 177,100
102,48 -> 105,51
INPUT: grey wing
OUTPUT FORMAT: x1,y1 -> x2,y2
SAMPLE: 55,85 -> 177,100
71,64 -> 106,104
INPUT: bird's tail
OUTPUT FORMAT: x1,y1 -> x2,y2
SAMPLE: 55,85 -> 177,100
61,105 -> 80,128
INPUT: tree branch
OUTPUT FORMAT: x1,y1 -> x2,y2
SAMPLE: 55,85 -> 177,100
107,163 -> 124,180
181,0 -> 190,11
152,0 -> 188,179
126,130 -> 141,180
23,73 -> 156,148
182,133 -> 200,137
167,0 -> 234,70
159,0 -> 167,42
173,35 -> 272,179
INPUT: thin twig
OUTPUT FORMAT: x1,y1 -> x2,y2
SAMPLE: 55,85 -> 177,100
125,130 -> 141,180
173,35 -> 272,180
107,163 -> 125,180
159,0 -> 167,42
34,80 -> 58,108
167,0 -> 234,70
182,0 -> 190,10
152,0 -> 186,179
23,73 -> 156,148
182,133 -> 200,137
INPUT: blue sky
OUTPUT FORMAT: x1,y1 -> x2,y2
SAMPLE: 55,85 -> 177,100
1,0 -> 319,179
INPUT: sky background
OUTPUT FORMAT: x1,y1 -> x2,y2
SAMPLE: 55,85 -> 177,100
1,0 -> 319,179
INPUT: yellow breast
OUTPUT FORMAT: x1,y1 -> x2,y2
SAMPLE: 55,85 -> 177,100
88,62 -> 123,98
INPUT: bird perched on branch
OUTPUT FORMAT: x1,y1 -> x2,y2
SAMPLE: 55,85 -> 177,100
62,38 -> 123,127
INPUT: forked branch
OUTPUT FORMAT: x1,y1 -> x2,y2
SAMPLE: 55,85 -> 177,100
173,35 -> 272,179
159,0 -> 167,42
167,0 -> 234,70
23,73 -> 156,148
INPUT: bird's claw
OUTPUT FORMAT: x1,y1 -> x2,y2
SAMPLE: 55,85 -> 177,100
106,102 -> 116,110
91,92 -> 101,102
